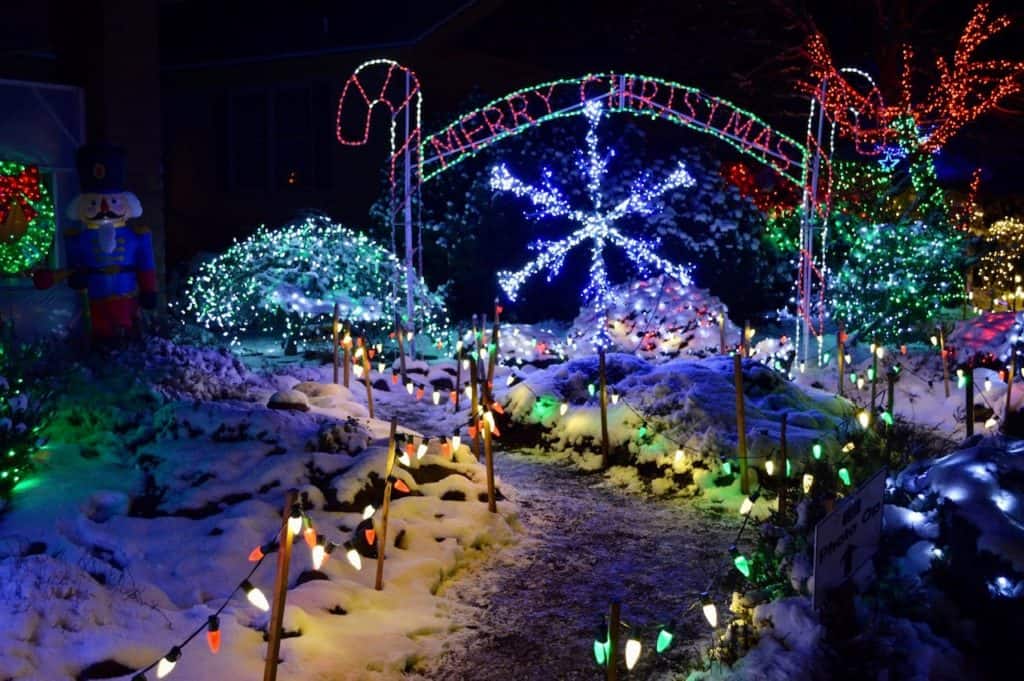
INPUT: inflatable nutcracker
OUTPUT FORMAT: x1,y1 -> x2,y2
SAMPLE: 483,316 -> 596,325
33,143 -> 157,339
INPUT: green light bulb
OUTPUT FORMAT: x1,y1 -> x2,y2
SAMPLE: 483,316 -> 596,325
656,628 -> 674,654
812,443 -> 822,460
838,468 -> 852,486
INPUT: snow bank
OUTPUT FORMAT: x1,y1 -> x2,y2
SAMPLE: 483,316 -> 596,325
0,342 -> 517,681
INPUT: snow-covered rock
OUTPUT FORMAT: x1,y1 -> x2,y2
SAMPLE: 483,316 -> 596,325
267,389 -> 310,412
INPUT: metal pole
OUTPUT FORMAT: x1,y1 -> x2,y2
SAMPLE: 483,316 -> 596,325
403,70 -> 416,334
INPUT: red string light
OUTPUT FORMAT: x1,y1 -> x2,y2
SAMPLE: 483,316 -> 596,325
802,2 -> 1024,155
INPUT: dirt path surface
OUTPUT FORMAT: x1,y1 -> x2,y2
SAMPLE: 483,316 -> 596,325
413,450 -> 739,681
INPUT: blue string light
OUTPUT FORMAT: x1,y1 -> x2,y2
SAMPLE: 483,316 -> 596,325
490,100 -> 695,347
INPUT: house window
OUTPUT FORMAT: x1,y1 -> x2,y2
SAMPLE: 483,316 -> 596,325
224,82 -> 334,194
228,92 -> 269,191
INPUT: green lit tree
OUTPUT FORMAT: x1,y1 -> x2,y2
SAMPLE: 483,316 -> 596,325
178,213 -> 450,351
832,221 -> 965,343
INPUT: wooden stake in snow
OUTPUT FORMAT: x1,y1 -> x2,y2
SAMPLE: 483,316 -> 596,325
837,325 -> 846,397
607,600 -> 621,681
743,320 -> 752,357
470,315 -> 481,459
486,299 -> 501,397
965,369 -> 975,437
454,332 -> 463,413
1005,351 -> 1017,431
599,346 -> 610,469
342,327 -> 352,389
332,304 -> 340,385
869,340 -> 879,428
777,413 -> 788,519
482,411 -> 497,513
734,353 -> 750,495
938,325 -> 951,399
358,337 -> 375,419
718,312 -> 726,354
263,489 -> 297,681
395,314 -> 408,385
374,417 -> 398,591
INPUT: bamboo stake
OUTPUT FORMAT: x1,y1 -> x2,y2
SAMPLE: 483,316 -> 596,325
374,418 -> 398,590
938,326 -> 951,399
599,346 -> 610,469
607,600 -> 620,681
483,413 -> 496,513
342,327 -> 352,389
870,341 -> 879,428
454,334 -> 463,413
1005,351 -> 1017,431
262,489 -> 297,681
734,353 -> 749,495
470,317 -> 481,459
965,370 -> 975,437
486,300 -> 501,400
837,325 -> 845,397
332,304 -> 340,385
395,314 -> 408,385
778,413 -> 788,519
358,338 -> 375,419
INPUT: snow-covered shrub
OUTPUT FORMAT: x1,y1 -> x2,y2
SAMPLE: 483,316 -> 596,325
178,214 -> 450,350
0,337 -> 52,507
566,276 -> 741,359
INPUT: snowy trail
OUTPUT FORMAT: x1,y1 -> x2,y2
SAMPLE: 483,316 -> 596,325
417,450 -> 739,680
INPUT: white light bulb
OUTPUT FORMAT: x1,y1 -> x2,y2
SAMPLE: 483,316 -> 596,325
739,496 -> 754,516
673,449 -> 684,466
362,505 -> 375,520
353,364 -> 364,378
406,382 -> 414,395
245,583 -> 270,611
451,435 -> 461,451
346,544 -> 362,570
803,473 -> 814,494
416,443 -> 428,460
462,359 -> 470,370
398,452 -> 411,467
288,513 -> 302,536
765,460 -> 775,476
156,654 -> 178,679
432,390 -> 441,405
625,639 -> 642,670
702,600 -> 718,628
559,402 -> 569,416
312,543 -> 326,570
857,411 -> 870,429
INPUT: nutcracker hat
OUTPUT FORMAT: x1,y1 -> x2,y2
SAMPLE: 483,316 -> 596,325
75,143 -> 127,194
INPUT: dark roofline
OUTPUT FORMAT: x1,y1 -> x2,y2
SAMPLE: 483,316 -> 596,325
162,0 -> 479,72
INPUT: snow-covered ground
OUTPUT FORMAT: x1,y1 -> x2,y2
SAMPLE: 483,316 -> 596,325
0,340 -> 516,681
4,309 -> 1023,680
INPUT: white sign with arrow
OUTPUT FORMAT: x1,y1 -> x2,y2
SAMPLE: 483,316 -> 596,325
812,467 -> 886,609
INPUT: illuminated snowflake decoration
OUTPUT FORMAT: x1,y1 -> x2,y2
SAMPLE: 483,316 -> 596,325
490,100 -> 695,344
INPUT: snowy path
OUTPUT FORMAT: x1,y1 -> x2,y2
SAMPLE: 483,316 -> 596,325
416,451 -> 739,680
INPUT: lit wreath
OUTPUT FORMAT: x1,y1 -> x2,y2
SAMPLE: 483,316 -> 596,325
0,161 -> 55,274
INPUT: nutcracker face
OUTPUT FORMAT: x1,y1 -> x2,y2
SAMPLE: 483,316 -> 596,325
75,192 -> 142,228
68,191 -> 143,254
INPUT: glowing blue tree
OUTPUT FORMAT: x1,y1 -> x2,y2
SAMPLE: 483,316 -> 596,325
490,100 -> 695,343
